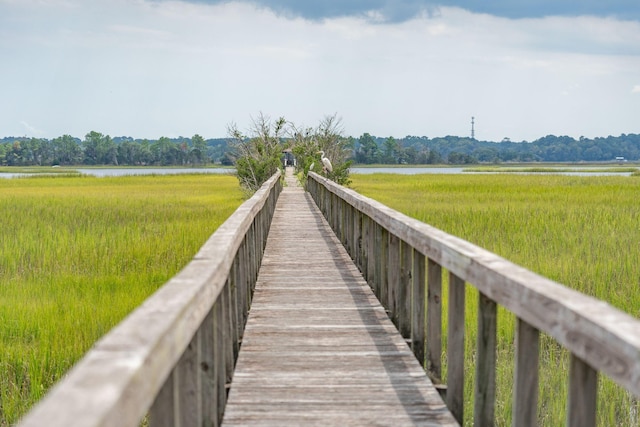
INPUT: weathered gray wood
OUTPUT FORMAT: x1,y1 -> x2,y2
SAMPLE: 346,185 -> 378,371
149,370 -> 175,427
513,318 -> 539,427
412,251 -> 426,365
427,258 -> 442,381
447,272 -> 465,425
474,292 -> 497,427
308,172 -> 640,399
567,354 -> 598,427
387,233 -> 400,322
200,309 -> 216,427
176,330 -> 201,427
398,240 -> 413,339
213,299 -> 226,425
223,181 -> 457,426
379,227 -> 389,311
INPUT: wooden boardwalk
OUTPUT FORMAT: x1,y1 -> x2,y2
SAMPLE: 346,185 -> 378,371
222,169 -> 457,426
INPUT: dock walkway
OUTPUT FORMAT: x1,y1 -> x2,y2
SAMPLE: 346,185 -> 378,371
222,168 -> 457,426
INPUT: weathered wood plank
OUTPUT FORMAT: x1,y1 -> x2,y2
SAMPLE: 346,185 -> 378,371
222,183 -> 457,426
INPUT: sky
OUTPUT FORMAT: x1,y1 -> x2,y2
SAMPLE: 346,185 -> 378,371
1,0 -> 639,142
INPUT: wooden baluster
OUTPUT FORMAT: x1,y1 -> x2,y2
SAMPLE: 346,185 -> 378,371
176,330 -> 202,427
200,309 -> 217,427
447,272 -> 465,424
513,318 -> 539,427
149,370 -> 176,427
379,227 -> 389,309
427,259 -> 442,381
412,250 -> 426,365
398,240 -> 412,339
474,292 -> 497,427
387,233 -> 400,323
567,354 -> 598,427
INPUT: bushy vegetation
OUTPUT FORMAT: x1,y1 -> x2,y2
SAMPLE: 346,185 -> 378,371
227,114 -> 287,193
350,173 -> 640,426
291,114 -> 352,186
0,174 -> 243,425
228,113 -> 352,192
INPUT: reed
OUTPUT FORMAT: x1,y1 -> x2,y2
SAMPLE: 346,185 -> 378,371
0,174 -> 243,425
350,173 -> 640,426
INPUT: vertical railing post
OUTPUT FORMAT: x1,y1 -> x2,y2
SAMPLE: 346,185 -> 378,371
567,355 -> 598,427
513,318 -> 539,427
387,233 -> 400,322
200,309 -> 216,427
426,259 -> 442,381
366,217 -> 376,289
175,330 -> 202,426
149,369 -> 176,427
411,250 -> 426,365
379,227 -> 389,309
447,272 -> 465,424
398,240 -> 412,339
474,292 -> 497,427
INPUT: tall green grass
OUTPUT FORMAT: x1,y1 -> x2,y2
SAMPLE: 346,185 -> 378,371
0,174 -> 243,426
350,173 -> 640,426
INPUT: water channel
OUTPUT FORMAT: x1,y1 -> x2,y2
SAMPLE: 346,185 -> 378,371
0,166 -> 636,178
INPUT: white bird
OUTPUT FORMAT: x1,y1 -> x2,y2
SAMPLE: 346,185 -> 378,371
317,151 -> 333,173
309,162 -> 315,171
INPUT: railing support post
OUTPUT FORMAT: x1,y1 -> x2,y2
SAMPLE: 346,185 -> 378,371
513,318 -> 539,427
447,272 -> 465,424
411,251 -> 426,365
568,355 -> 598,427
474,292 -> 497,427
426,259 -> 442,381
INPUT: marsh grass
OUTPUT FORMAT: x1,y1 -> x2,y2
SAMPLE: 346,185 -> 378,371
351,173 -> 640,426
0,174 -> 243,425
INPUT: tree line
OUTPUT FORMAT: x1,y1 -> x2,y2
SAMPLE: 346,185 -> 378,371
352,133 -> 640,164
2,131 -> 639,167
0,132 -> 231,167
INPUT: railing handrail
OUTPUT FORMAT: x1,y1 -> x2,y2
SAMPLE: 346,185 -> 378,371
308,171 -> 640,425
18,170 -> 282,427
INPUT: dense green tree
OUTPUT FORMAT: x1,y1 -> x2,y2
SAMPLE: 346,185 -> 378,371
52,135 -> 82,165
356,133 -> 379,164
189,134 -> 206,165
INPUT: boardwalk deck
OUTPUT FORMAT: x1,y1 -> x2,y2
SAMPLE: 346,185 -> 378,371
222,169 -> 457,426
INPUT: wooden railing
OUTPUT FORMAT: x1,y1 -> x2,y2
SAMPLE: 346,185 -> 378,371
308,172 -> 640,427
18,171 -> 282,427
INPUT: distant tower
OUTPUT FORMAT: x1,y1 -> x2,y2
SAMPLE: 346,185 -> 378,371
471,116 -> 475,140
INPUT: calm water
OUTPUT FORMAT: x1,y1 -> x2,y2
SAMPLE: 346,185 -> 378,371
0,166 -> 634,178
0,168 -> 234,179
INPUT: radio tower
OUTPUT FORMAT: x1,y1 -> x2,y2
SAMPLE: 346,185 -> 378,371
471,116 -> 475,140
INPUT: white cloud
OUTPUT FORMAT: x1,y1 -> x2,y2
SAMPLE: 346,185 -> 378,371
632,85 -> 640,94
0,1 -> 639,141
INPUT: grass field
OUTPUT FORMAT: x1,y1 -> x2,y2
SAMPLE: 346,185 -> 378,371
0,174 -> 243,426
350,173 -> 640,426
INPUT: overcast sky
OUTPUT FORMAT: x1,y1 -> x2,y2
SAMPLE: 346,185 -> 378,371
1,0 -> 639,142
